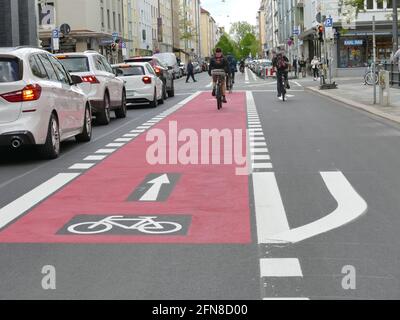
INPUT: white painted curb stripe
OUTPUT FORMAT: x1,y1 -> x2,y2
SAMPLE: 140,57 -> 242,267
95,149 -> 117,154
263,298 -> 310,300
0,173 -> 80,229
69,163 -> 95,170
252,163 -> 273,169
253,172 -> 290,243
106,143 -> 125,147
115,138 -> 133,142
84,155 -> 107,161
252,154 -> 271,160
260,258 -> 303,277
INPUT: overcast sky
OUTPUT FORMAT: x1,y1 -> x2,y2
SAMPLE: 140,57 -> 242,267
200,0 -> 260,32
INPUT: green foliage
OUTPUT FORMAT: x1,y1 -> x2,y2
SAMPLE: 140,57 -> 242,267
214,33 -> 239,58
229,21 -> 255,44
239,33 -> 259,60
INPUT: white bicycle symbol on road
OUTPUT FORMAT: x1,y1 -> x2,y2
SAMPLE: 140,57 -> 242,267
67,216 -> 183,235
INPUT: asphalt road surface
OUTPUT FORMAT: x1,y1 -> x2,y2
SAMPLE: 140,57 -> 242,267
0,69 -> 399,300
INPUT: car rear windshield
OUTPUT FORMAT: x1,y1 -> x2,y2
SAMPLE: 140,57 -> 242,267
57,56 -> 90,73
125,58 -> 152,63
115,66 -> 144,76
0,58 -> 21,83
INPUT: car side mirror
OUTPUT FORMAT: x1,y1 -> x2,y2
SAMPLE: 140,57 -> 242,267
70,75 -> 83,85
114,68 -> 124,76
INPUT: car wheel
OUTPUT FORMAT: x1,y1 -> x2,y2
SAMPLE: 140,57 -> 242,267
38,113 -> 60,159
97,93 -> 111,125
115,90 -> 127,119
149,89 -> 158,108
76,105 -> 92,142
167,80 -> 175,97
163,83 -> 168,100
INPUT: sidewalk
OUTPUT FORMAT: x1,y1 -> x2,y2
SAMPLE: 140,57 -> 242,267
306,81 -> 400,124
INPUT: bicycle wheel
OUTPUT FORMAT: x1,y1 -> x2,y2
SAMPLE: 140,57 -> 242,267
67,222 -> 112,235
137,221 -> 183,234
216,82 -> 222,110
365,72 -> 376,86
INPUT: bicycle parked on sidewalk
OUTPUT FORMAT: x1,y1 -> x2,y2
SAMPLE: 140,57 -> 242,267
364,64 -> 379,86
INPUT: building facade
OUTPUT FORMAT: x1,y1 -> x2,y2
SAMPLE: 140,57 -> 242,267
200,7 -> 217,60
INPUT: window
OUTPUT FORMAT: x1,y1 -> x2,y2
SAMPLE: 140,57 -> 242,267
49,56 -> 70,84
29,55 -> 48,80
0,58 -> 21,82
377,0 -> 383,8
366,0 -> 374,9
114,66 -> 144,76
118,13 -> 122,32
101,7 -> 104,28
57,57 -> 90,73
113,12 -> 116,30
387,0 -> 393,8
146,64 -> 156,75
107,9 -> 110,29
37,54 -> 59,81
99,56 -> 113,73
94,56 -> 106,71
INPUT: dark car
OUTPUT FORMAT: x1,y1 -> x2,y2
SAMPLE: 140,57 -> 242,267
124,56 -> 174,98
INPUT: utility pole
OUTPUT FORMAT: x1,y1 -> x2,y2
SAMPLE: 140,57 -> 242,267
373,15 -> 377,104
394,0 -> 399,53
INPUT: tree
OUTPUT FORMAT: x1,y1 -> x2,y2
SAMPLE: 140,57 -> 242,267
230,21 -> 255,44
239,33 -> 259,60
214,33 -> 239,58
179,6 -> 197,44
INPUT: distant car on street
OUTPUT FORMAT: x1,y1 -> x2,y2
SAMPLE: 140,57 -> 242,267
0,47 -> 92,159
56,51 -> 127,125
112,62 -> 164,108
124,56 -> 174,98
153,52 -> 181,80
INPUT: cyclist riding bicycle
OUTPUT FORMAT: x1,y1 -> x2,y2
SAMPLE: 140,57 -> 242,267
272,48 -> 290,100
239,60 -> 245,73
226,53 -> 238,85
209,47 -> 229,103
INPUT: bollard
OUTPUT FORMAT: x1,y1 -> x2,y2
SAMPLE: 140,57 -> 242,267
379,70 -> 391,106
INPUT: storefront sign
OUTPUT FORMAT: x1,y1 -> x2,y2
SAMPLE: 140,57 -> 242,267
344,40 -> 363,46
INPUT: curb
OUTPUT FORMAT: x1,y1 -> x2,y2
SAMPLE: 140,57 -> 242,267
306,86 -> 400,125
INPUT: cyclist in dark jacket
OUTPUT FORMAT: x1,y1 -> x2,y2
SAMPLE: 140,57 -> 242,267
226,53 -> 237,84
273,49 -> 290,99
208,48 -> 229,103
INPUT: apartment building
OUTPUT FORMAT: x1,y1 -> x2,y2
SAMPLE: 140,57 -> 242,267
200,7 -> 218,60
179,0 -> 201,63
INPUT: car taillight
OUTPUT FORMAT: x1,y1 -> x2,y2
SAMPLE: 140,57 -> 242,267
142,76 -> 152,84
154,67 -> 161,74
0,84 -> 42,103
81,75 -> 99,84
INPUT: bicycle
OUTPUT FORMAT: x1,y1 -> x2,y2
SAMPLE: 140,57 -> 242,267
277,71 -> 288,101
67,215 -> 183,235
227,73 -> 234,94
364,64 -> 378,85
211,69 -> 226,110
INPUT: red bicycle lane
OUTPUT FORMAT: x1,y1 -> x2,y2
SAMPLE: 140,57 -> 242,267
0,92 -> 251,243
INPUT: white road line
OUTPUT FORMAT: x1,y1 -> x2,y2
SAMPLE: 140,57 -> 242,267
206,82 -> 213,88
245,68 -> 250,83
252,172 -> 290,243
249,132 -> 264,137
252,163 -> 273,169
249,128 -> 263,132
263,298 -> 310,301
264,171 -> 368,244
130,130 -> 145,133
252,154 -> 271,161
95,149 -> 117,154
251,148 -> 269,153
115,138 -> 133,142
0,173 -> 80,229
260,258 -> 303,277
250,142 -> 267,147
123,134 -> 139,137
69,163 -> 96,170
250,137 -> 266,142
84,155 -> 107,161
251,70 -> 258,81
137,126 -> 151,130
106,143 -> 126,147
294,81 -> 302,87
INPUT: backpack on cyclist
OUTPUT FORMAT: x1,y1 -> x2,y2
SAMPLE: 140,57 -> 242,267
277,55 -> 288,70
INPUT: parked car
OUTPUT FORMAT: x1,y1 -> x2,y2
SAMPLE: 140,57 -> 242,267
55,51 -> 127,125
125,56 -> 174,98
0,47 -> 92,159
192,62 -> 202,74
179,62 -> 187,77
153,52 -> 180,79
112,62 -> 164,108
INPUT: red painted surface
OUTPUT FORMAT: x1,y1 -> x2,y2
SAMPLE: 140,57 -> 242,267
0,92 -> 251,243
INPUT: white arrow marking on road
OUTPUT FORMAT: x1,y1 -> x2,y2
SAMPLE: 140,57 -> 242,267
139,174 -> 171,201
264,171 -> 368,244
245,68 -> 249,83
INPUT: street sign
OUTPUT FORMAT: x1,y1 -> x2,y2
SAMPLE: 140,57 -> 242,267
293,28 -> 300,35
325,17 -> 333,28
112,32 -> 119,41
325,27 -> 335,40
60,23 -> 71,36
52,29 -> 59,51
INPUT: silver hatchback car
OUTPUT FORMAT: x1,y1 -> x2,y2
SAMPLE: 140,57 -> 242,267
0,47 -> 92,159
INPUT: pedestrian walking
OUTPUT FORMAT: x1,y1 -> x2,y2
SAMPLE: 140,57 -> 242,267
186,60 -> 197,83
293,56 -> 298,78
299,56 -> 306,78
390,47 -> 400,72
311,56 -> 320,81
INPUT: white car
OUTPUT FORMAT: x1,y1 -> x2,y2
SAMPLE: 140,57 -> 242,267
0,47 -> 92,159
55,51 -> 127,125
112,62 -> 164,108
